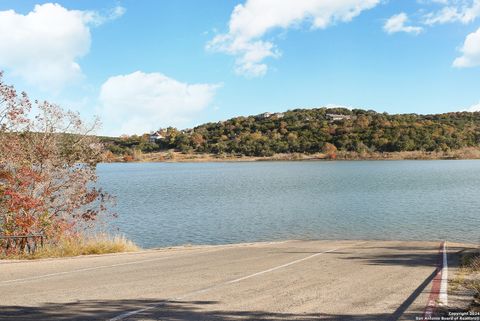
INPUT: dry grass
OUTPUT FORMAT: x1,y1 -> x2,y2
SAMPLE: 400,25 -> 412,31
446,251 -> 480,312
104,147 -> 480,164
465,255 -> 480,272
1,234 -> 140,260
461,253 -> 480,297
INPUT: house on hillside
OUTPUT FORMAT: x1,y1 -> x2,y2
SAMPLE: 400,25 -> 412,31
149,130 -> 165,143
326,114 -> 353,122
258,112 -> 272,119
257,112 -> 286,119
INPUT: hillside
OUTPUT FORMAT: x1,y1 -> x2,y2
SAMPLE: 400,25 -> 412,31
102,107 -> 480,159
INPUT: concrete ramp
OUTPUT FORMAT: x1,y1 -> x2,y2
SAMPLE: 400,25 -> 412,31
0,240 -> 471,320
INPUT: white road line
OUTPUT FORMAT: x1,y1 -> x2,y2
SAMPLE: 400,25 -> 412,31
0,242 -> 292,285
109,307 -> 155,321
109,243 -> 365,321
225,247 -> 339,285
0,249 -> 220,286
439,241 -> 448,306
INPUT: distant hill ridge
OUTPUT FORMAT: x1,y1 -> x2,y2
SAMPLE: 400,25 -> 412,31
103,107 -> 480,157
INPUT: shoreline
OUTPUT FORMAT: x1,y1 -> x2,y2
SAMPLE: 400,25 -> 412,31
0,240 -> 293,262
102,148 -> 480,164
3,239 -> 477,262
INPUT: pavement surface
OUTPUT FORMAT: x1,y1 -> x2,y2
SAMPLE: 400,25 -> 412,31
0,240 -> 474,321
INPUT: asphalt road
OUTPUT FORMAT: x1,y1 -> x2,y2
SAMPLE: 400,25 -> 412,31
0,240 -> 471,320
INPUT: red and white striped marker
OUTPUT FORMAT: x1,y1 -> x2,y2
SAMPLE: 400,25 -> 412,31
423,241 -> 448,320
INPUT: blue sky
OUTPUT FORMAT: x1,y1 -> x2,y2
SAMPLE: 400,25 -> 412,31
0,0 -> 479,136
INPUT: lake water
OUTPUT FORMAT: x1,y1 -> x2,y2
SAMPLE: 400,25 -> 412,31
97,160 -> 480,248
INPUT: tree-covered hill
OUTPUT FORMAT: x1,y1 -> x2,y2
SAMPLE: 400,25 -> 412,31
102,107 -> 480,158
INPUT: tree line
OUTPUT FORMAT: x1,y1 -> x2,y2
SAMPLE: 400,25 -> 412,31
102,108 -> 480,157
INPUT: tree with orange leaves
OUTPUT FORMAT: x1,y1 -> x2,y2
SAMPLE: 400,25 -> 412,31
0,73 -> 112,252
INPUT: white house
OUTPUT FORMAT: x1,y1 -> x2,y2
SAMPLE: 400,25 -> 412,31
258,112 -> 272,119
149,131 -> 165,143
326,114 -> 353,121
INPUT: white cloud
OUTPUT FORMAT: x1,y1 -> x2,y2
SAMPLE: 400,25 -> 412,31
463,101 -> 480,111
426,0 -> 450,4
99,71 -> 221,136
0,3 -> 125,91
85,5 -> 126,26
453,26 -> 480,67
207,0 -> 380,77
384,13 -> 423,34
424,0 -> 480,25
416,0 -> 449,3
325,104 -> 355,109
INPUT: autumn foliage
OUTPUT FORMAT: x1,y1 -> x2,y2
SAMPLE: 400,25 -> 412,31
0,73 -> 111,253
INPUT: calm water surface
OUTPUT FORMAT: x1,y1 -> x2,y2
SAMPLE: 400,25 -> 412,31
97,160 -> 480,248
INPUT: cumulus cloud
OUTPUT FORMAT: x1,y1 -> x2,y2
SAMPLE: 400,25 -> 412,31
206,0 -> 380,77
453,26 -> 480,67
384,13 -> 423,34
0,3 -> 125,91
424,0 -> 480,25
99,71 -> 221,136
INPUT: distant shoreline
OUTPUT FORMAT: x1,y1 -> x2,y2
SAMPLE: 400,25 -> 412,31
103,147 -> 480,163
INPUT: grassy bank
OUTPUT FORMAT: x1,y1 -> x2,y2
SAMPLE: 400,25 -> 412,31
0,234 -> 140,260
461,252 -> 480,311
449,251 -> 480,312
104,147 -> 480,163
